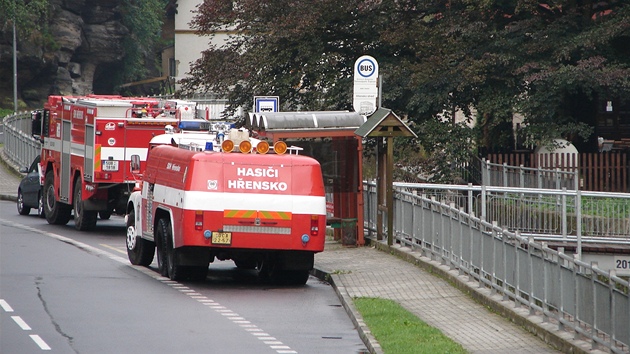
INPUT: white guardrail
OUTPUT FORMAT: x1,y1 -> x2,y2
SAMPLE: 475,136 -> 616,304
363,181 -> 629,353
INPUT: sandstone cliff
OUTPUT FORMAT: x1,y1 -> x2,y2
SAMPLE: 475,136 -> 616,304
0,0 -> 131,108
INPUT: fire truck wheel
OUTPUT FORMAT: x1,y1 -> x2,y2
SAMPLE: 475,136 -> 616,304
282,270 -> 310,285
99,211 -> 111,220
258,260 -> 309,285
44,172 -> 71,225
17,189 -> 31,215
156,219 -> 169,277
166,228 -> 190,281
73,181 -> 97,231
126,209 -> 155,266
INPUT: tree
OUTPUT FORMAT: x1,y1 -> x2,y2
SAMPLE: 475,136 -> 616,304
0,0 -> 48,36
182,0 -> 630,178
119,0 -> 170,85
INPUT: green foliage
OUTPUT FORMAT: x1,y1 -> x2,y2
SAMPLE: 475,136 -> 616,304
182,0 -> 630,177
354,297 -> 467,354
0,108 -> 14,118
119,0 -> 169,83
0,0 -> 48,36
415,119 -> 476,184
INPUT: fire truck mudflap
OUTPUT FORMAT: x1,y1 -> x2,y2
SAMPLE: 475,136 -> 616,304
126,137 -> 327,285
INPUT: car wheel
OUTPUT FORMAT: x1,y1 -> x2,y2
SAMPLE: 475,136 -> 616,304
37,192 -> 45,218
17,189 -> 31,215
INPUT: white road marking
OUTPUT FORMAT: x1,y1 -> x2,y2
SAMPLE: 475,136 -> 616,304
1,219 -> 299,353
12,316 -> 32,330
29,335 -> 52,350
0,299 -> 14,312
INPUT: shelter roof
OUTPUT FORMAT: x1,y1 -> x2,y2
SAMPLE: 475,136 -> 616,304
354,107 -> 417,138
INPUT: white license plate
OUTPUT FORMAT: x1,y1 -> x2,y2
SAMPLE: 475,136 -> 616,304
102,160 -> 119,171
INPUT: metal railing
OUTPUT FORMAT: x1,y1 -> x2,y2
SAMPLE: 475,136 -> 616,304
481,158 -> 579,190
387,183 -> 630,244
364,181 -> 629,353
2,112 -> 41,169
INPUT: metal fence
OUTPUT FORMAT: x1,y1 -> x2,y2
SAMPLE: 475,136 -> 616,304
388,183 -> 630,244
2,112 -> 41,169
481,158 -> 579,190
364,181 -> 629,353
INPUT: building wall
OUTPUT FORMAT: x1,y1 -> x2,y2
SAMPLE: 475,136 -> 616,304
174,0 -> 231,87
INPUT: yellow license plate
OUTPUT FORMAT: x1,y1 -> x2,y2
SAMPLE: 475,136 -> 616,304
211,232 -> 232,245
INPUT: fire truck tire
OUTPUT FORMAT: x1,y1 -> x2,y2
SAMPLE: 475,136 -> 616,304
44,172 -> 71,225
73,181 -> 97,231
17,189 -> 31,215
166,232 -> 189,281
258,259 -> 309,285
99,211 -> 111,220
281,270 -> 310,285
156,218 -> 169,277
156,217 -> 190,280
126,209 -> 155,266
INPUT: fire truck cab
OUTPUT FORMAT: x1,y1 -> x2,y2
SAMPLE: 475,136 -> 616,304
125,129 -> 327,284
36,95 -> 185,230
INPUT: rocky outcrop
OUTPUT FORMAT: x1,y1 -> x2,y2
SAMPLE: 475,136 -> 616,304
0,0 -> 130,108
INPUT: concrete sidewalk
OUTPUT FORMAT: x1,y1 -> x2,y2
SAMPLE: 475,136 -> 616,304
0,147 -> 602,354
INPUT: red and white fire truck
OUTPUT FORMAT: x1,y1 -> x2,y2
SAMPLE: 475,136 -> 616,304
35,95 -> 198,230
124,129 -> 327,284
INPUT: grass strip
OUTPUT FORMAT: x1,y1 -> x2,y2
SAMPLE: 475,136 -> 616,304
354,297 -> 467,354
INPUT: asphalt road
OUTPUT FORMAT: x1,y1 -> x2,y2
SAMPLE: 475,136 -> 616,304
0,201 -> 366,354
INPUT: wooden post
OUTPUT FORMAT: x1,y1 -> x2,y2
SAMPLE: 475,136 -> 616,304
386,135 -> 394,246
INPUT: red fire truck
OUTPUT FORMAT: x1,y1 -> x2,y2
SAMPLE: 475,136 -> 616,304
35,95 -> 187,230
124,129 -> 327,284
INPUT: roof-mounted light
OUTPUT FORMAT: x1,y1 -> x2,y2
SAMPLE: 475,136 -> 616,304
256,141 -> 270,154
222,140 -> 234,152
239,140 -> 252,153
274,141 -> 288,155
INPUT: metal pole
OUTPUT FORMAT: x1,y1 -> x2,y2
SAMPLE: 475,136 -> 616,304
13,15 -> 18,113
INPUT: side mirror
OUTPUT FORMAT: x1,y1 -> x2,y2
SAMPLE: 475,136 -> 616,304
130,155 -> 141,173
31,110 -> 42,140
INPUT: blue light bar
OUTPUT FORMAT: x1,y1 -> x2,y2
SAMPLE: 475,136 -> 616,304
178,120 -> 210,131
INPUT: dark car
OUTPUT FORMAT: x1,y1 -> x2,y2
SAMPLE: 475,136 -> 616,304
17,155 -> 45,217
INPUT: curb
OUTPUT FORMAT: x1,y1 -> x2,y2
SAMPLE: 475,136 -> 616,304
311,267 -> 382,354
0,149 -> 21,202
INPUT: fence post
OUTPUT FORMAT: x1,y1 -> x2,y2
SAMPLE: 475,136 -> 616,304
562,188 -> 567,240
556,167 -> 561,189
467,183 -> 473,214
576,190 -> 582,258
481,186 -> 487,222
519,164 -> 524,188
503,163 -> 508,187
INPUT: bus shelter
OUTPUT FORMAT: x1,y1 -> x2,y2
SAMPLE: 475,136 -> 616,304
247,111 -> 366,245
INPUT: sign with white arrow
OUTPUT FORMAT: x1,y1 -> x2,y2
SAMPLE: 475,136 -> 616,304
353,55 -> 379,115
